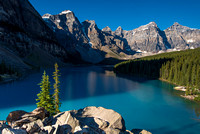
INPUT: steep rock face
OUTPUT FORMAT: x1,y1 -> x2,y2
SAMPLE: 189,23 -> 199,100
120,22 -> 168,52
114,26 -> 124,38
82,20 -> 103,49
102,26 -> 112,34
164,22 -> 200,49
44,11 -> 134,62
82,20 -> 132,59
42,9 -> 200,62
0,0 -> 67,68
43,11 -> 104,63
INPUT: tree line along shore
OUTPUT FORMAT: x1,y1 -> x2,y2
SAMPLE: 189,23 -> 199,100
114,47 -> 200,101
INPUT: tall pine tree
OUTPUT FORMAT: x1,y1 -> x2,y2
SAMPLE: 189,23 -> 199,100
53,63 -> 61,114
36,71 -> 55,115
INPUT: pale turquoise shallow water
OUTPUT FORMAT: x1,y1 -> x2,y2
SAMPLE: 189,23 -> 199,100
0,66 -> 200,134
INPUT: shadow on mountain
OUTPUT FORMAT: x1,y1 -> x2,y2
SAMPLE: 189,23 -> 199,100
97,57 -> 126,65
158,29 -> 171,49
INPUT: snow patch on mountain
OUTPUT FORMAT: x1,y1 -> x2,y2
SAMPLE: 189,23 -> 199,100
82,27 -> 92,47
135,22 -> 157,32
42,13 -> 51,19
59,10 -> 72,15
190,46 -> 195,49
187,39 -> 194,43
56,20 -> 60,23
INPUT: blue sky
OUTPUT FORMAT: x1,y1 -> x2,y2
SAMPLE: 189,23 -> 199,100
29,0 -> 200,31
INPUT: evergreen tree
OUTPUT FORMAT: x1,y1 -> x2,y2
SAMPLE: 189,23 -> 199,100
53,63 -> 61,114
36,71 -> 55,115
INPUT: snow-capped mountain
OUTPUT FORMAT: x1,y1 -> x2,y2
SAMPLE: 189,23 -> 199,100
42,11 -> 133,63
43,9 -> 200,62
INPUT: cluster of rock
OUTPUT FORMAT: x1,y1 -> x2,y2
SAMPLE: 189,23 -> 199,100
0,107 -> 151,134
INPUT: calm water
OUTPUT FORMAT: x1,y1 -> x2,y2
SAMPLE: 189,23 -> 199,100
0,66 -> 200,134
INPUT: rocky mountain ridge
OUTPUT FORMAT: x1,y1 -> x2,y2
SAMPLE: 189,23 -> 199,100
43,11 -> 133,63
43,10 -> 200,63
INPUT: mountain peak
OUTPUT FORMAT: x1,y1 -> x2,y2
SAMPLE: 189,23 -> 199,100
42,13 -> 52,19
102,26 -> 112,32
147,21 -> 157,27
114,26 -> 123,37
135,22 -> 158,31
84,20 -> 96,24
59,10 -> 73,15
116,26 -> 123,31
83,20 -> 97,28
173,22 -> 181,26
166,22 -> 191,31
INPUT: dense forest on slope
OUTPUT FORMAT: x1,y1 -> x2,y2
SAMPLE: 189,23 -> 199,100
114,48 -> 200,91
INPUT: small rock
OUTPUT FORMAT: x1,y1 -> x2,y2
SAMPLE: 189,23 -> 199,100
0,121 -> 6,125
6,110 -> 27,125
21,119 -> 44,134
21,107 -> 47,120
0,124 -> 11,133
42,126 -> 55,134
42,117 -> 53,126
2,128 -> 27,134
52,124 -> 65,134
7,107 -> 48,127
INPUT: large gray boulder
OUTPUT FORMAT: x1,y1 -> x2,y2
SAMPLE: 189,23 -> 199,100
52,111 -> 80,133
76,106 -> 126,131
52,106 -> 126,133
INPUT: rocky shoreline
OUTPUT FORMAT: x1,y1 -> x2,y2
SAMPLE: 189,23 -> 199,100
173,86 -> 199,101
0,106 -> 151,134
160,79 -> 199,101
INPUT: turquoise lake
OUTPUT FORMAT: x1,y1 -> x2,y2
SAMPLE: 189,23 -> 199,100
0,66 -> 200,134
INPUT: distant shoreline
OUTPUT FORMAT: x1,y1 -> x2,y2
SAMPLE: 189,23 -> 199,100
159,78 -> 199,101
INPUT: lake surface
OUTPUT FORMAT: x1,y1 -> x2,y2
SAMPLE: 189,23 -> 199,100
0,66 -> 200,134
